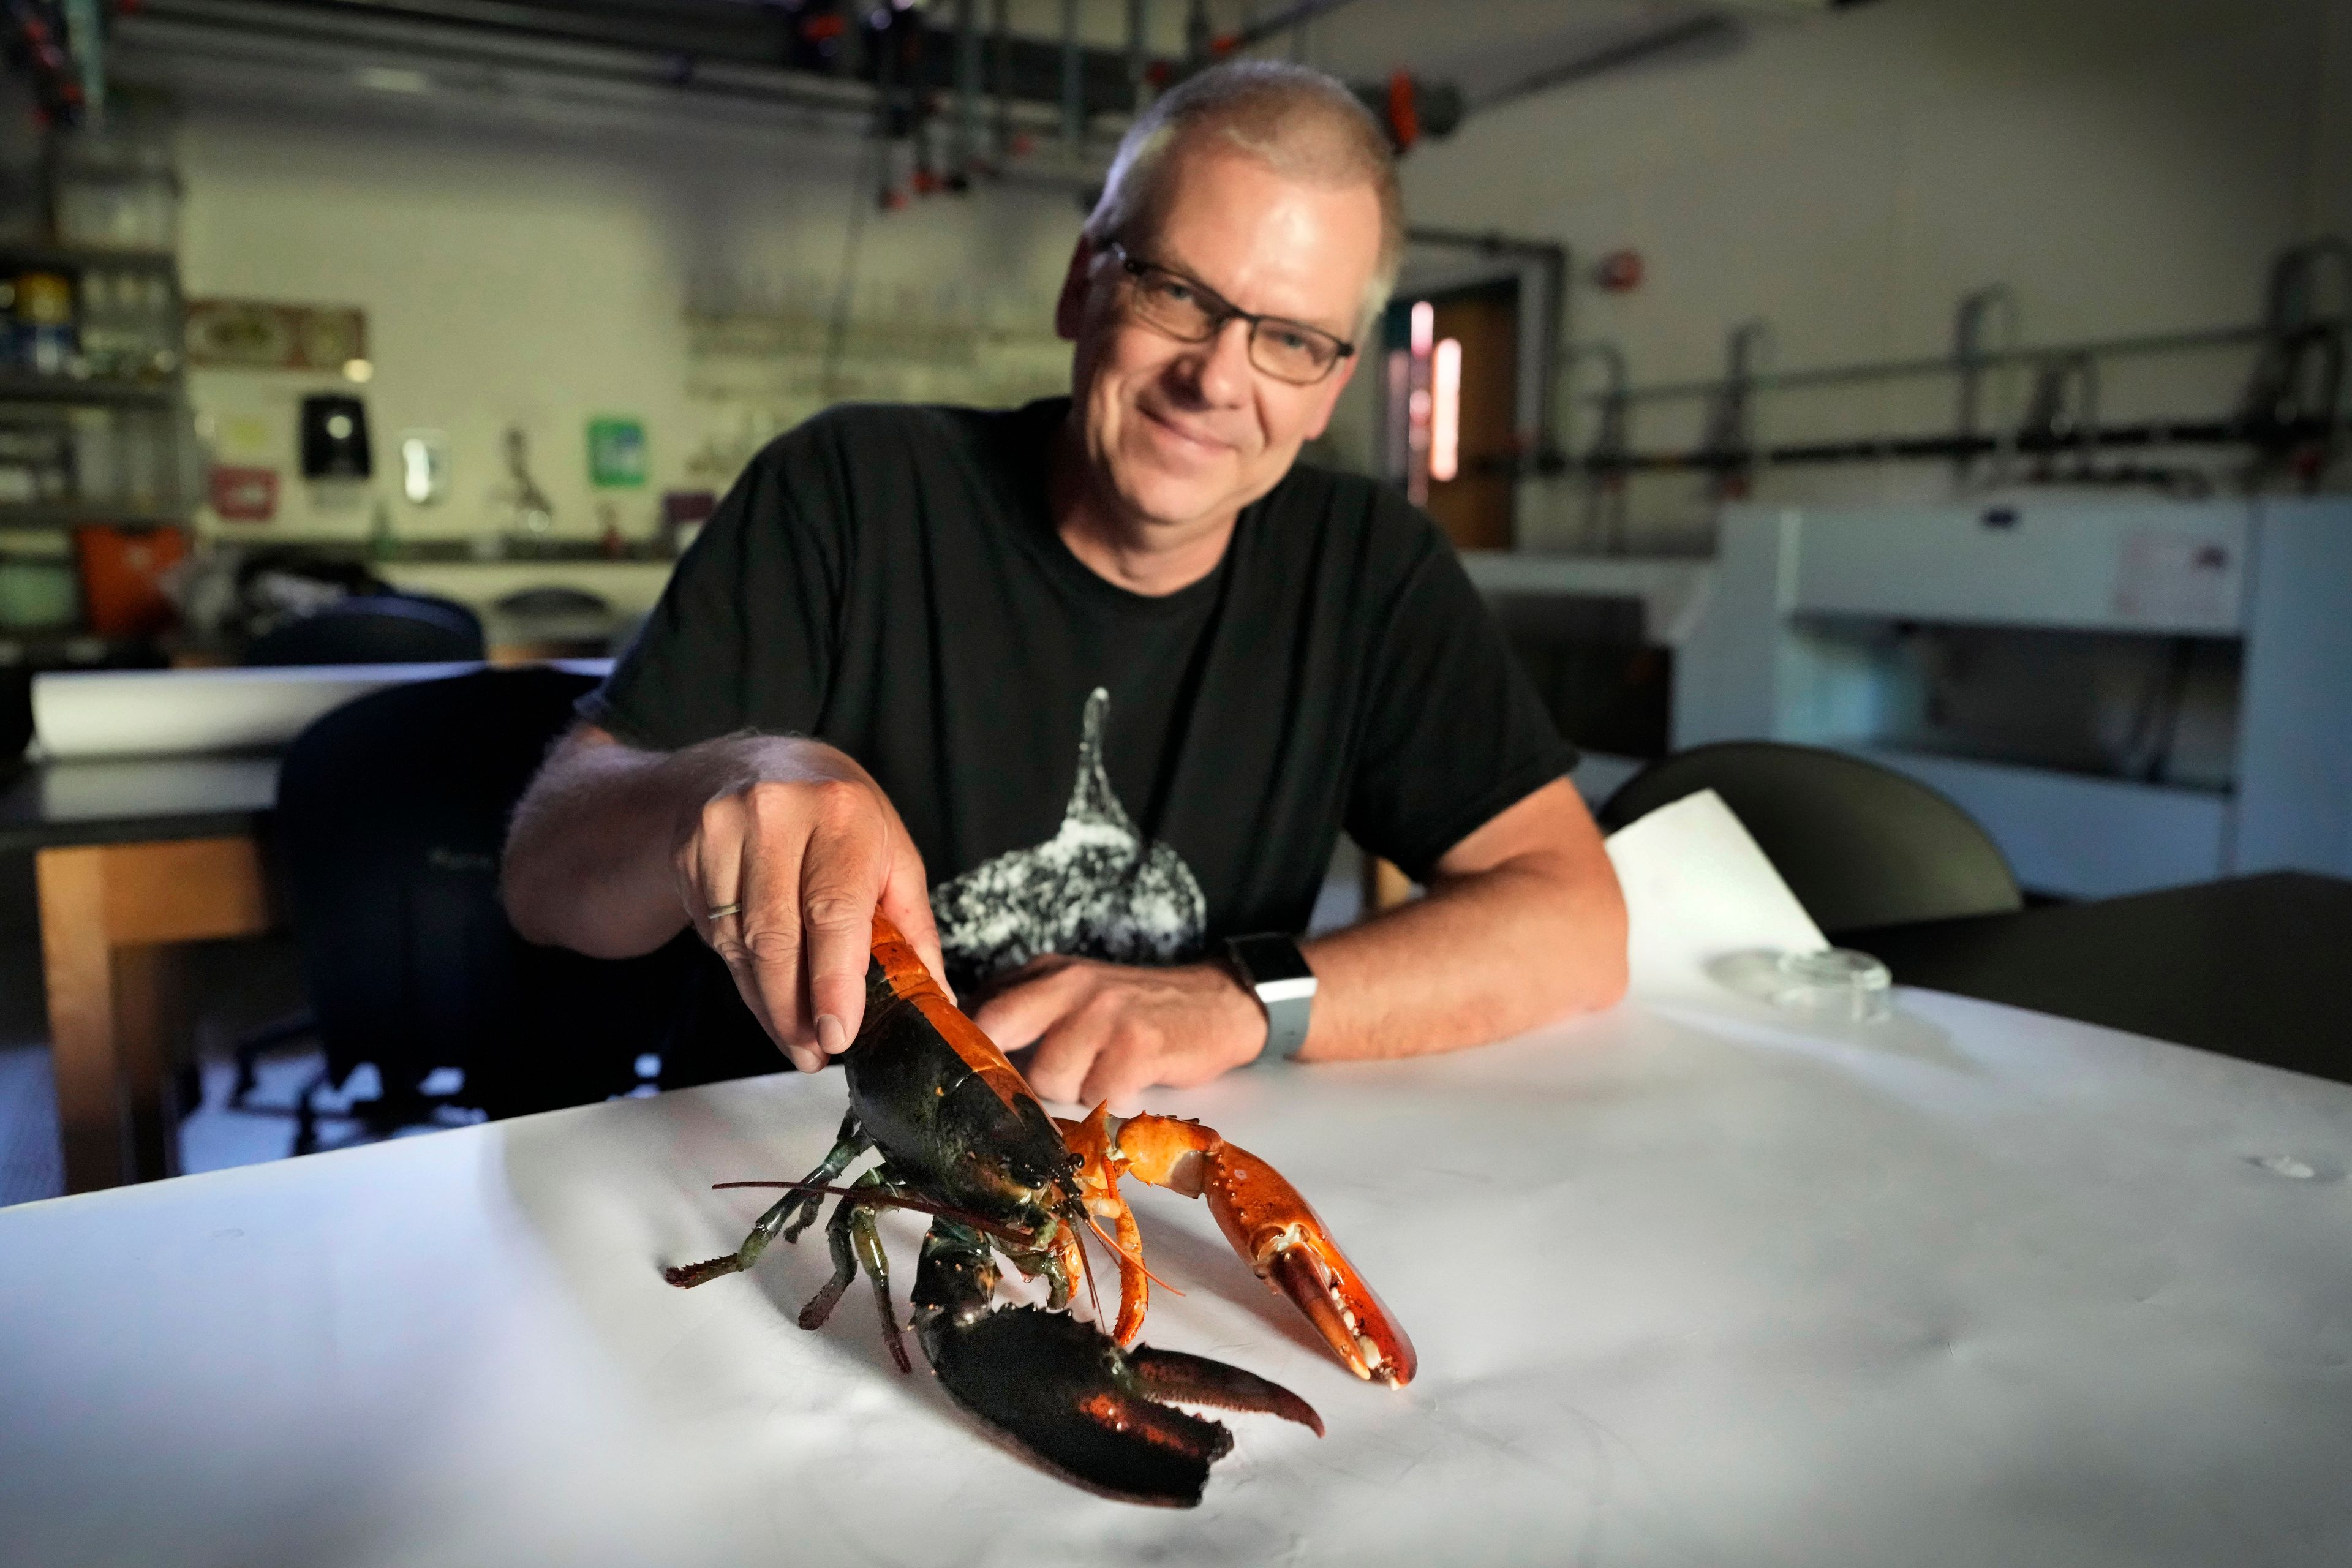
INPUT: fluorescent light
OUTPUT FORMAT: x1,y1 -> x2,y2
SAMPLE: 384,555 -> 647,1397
1430,337 -> 1462,483
353,66 -> 434,96
1410,300 -> 1434,356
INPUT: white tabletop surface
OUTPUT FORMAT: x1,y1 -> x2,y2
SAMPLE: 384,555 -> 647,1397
4,798 -> 2349,1566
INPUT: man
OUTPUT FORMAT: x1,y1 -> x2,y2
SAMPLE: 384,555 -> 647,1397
503,61 -> 1627,1108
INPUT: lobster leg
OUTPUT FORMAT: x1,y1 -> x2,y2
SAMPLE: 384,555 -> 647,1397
782,1112 -> 870,1243
663,1112 -> 869,1289
1057,1105 -> 1153,1342
1067,1109 -> 1418,1388
911,1215 -> 1318,1507
796,1169 -> 912,1373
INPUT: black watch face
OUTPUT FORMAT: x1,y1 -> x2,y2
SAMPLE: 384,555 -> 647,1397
1228,933 -> 1313,986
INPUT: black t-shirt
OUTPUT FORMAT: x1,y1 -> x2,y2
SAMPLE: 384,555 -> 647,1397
583,398 -> 1575,997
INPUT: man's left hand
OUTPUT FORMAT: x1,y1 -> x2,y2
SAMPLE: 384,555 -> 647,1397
970,955 -> 1267,1107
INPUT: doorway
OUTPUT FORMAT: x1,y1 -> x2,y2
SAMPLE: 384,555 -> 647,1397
1382,278 -> 1520,551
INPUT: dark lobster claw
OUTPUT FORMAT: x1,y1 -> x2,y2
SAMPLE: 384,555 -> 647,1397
924,1305 -> 1322,1507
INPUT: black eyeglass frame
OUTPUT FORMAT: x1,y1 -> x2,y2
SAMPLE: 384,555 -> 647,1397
1102,240 -> 1359,385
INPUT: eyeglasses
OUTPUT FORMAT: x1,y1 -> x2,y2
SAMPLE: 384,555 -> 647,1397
1104,241 -> 1357,386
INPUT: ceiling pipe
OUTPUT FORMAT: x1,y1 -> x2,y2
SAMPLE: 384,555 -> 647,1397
120,0 -> 888,124
1953,284 -> 2020,486
1184,0 -> 1212,63
990,0 -> 1012,158
1059,0 -> 1083,147
247,0 -> 809,61
953,0 -> 981,172
1127,0 -> 1149,113
63,0 -> 107,123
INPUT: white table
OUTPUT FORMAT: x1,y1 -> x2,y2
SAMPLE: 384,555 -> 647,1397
4,978 -> 2349,1567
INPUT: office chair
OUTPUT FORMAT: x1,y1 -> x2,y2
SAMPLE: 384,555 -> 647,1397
491,584 -> 621,657
494,586 -> 612,620
1598,741 -> 2024,936
243,592 -> 486,667
230,666 -> 702,1148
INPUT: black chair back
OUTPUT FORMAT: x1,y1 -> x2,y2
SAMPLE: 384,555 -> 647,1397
273,667 -> 698,1120
1599,741 -> 2024,935
494,586 -> 612,619
246,593 -> 486,667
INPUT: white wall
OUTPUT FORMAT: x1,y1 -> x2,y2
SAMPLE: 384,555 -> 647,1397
168,0 -> 2352,554
1389,0 -> 2352,554
176,99 -> 1090,544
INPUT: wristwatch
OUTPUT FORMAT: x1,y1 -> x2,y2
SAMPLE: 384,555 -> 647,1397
1224,933 -> 1318,1064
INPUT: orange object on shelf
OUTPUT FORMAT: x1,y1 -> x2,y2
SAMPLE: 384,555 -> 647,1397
74,524 -> 187,638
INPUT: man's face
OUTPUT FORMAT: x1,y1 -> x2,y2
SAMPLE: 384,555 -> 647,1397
1058,146 -> 1381,536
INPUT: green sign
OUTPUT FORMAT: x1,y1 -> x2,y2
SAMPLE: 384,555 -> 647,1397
587,417 -> 649,488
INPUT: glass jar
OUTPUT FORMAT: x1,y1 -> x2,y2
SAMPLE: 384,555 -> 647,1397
52,129 -> 182,252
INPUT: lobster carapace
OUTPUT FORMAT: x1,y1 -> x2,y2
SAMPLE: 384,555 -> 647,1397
665,914 -> 1415,1506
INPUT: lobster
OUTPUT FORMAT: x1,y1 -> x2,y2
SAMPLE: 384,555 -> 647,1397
665,914 -> 1415,1506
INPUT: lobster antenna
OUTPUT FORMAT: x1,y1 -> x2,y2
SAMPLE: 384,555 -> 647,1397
1071,1201 -> 1106,1327
712,1180 -> 1034,1246
1079,1208 -> 1185,1298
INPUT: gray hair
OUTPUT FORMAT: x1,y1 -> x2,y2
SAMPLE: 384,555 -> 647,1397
1082,60 -> 1404,330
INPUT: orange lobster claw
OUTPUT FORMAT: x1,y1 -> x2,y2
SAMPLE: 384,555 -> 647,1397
1061,1108 -> 1417,1387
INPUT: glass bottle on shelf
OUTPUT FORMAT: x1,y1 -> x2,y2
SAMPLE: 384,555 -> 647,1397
78,269 -> 115,380
124,407 -> 165,513
52,129 -> 183,253
0,423 -> 48,503
0,415 -> 74,503
68,406 -> 120,508
133,273 -> 178,380
13,272 -> 74,378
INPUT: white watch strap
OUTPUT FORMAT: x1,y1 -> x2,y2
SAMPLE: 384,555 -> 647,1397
1227,935 -> 1317,1063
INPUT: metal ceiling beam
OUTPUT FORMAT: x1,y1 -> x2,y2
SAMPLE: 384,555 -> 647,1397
111,21 -> 875,149
124,0 -> 877,115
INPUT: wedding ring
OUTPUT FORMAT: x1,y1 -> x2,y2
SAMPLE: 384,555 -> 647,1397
705,902 -> 742,919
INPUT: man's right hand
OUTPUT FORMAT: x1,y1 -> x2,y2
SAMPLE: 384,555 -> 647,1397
673,745 -> 948,1071
503,726 -> 949,1074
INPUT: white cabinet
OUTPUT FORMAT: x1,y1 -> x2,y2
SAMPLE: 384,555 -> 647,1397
1675,499 -> 2352,899
1790,502 -> 2249,635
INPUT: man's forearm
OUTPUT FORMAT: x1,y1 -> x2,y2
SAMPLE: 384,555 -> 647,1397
507,726 -> 883,959
503,730 -> 741,957
1296,858 -> 1625,1062
1295,786 -> 1628,1063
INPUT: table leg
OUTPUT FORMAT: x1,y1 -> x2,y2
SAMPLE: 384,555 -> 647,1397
38,846 -> 130,1193
37,837 -> 271,1195
115,945 -> 187,1184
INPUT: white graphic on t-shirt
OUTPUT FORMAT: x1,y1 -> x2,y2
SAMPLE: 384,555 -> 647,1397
930,687 -> 1207,989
